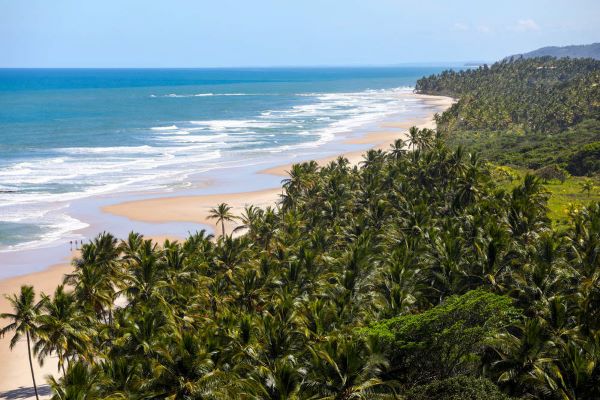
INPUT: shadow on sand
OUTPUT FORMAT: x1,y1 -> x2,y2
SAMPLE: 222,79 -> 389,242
0,385 -> 51,400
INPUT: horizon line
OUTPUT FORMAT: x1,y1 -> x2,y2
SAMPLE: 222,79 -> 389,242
0,61 -> 492,70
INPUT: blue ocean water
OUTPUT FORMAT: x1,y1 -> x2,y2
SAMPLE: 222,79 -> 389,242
0,67 -> 447,252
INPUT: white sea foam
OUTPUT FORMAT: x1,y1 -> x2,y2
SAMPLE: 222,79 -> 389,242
189,120 -> 285,129
151,125 -> 178,131
1,86 -> 420,254
151,93 -> 256,98
58,145 -> 158,155
0,209 -> 89,254
153,134 -> 229,143
152,129 -> 191,135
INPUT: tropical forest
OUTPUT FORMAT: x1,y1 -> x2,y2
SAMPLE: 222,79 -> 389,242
2,57 -> 600,399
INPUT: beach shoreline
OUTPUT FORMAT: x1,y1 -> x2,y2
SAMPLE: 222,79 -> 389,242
0,93 -> 452,396
102,94 -> 452,230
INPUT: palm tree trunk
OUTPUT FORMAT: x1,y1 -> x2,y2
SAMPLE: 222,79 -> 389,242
26,331 -> 40,400
221,220 -> 225,237
60,353 -> 66,377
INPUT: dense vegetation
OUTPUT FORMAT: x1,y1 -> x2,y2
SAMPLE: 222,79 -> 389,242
416,57 -> 600,176
447,119 -> 600,174
417,57 -> 600,133
2,130 -> 600,399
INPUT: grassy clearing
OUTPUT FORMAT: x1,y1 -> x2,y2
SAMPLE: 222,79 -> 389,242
491,165 -> 600,226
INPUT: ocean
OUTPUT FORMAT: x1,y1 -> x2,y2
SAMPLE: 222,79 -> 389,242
0,67 -> 448,258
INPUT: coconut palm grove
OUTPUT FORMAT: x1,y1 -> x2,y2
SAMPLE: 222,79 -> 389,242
2,57 -> 600,399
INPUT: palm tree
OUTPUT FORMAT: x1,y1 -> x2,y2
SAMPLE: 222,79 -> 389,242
246,355 -> 306,399
233,204 -> 262,238
389,138 -> 407,160
303,335 -> 392,399
149,330 -> 231,398
581,178 -> 595,198
0,285 -> 43,400
417,128 -> 435,151
407,126 -> 420,151
97,357 -> 142,397
47,361 -> 100,400
490,318 -> 557,397
122,239 -> 165,305
34,285 -> 90,376
64,255 -> 114,323
208,202 -> 236,237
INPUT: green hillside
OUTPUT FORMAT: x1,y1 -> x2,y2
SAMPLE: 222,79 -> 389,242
505,43 -> 600,60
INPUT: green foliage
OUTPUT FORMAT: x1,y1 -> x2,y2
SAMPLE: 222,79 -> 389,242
417,58 -> 600,177
496,166 -> 600,224
580,178 -> 596,198
490,165 -> 520,184
363,290 -> 518,381
417,57 -> 600,133
568,140 -> 600,176
3,130 -> 600,399
444,119 -> 600,175
1,285 -> 44,400
534,164 -> 569,183
207,202 -> 236,237
404,376 -> 512,400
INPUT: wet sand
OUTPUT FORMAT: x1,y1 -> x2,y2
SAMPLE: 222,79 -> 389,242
104,95 -> 452,230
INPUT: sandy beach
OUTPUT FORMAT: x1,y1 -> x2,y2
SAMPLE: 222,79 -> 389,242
104,94 -> 452,230
0,93 -> 452,397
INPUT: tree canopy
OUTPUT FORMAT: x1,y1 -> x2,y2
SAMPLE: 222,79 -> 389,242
416,57 -> 600,176
3,129 -> 600,399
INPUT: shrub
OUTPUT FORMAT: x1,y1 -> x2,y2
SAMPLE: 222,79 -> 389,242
404,376 -> 511,400
361,290 -> 519,381
492,165 -> 520,183
534,164 -> 569,183
568,141 -> 600,176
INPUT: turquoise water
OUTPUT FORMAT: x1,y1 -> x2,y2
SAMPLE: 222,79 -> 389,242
0,67 -> 448,253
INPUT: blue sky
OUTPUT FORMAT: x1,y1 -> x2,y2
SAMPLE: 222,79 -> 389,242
1,0 -> 599,67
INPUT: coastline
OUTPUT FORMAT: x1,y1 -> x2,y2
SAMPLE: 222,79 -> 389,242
103,94 -> 452,230
0,93 -> 452,396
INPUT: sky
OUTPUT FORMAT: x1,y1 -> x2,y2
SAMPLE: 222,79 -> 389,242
1,0 -> 599,68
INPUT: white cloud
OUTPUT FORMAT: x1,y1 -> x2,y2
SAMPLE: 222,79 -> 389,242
476,25 -> 492,33
452,22 -> 492,33
453,22 -> 469,31
509,19 -> 540,32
